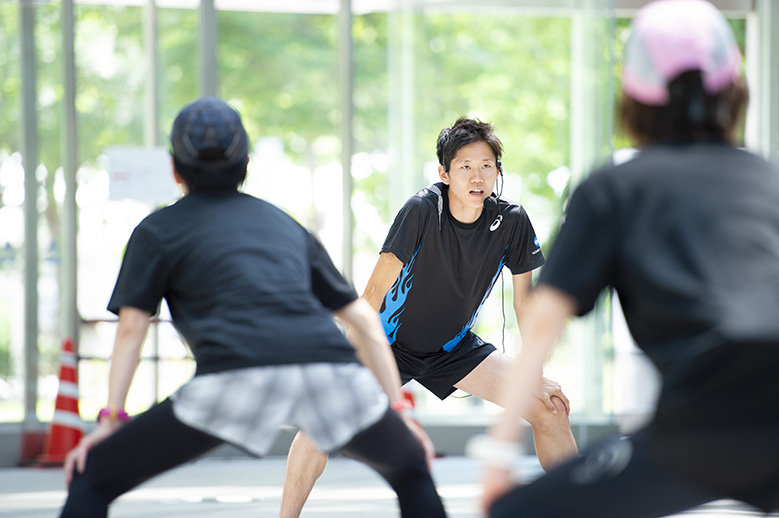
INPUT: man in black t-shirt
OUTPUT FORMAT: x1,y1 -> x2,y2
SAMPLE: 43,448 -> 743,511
59,97 -> 445,518
281,118 -> 578,517
477,1 -> 779,517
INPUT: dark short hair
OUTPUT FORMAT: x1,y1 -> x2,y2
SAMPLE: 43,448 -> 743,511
619,71 -> 749,146
436,117 -> 503,172
170,97 -> 250,192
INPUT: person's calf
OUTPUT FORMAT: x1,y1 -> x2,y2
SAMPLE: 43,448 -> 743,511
280,431 -> 329,518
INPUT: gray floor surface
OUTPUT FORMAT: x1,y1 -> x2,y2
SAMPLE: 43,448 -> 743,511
0,455 -> 775,517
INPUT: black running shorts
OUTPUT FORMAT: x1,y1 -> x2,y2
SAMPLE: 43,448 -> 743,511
392,332 -> 497,400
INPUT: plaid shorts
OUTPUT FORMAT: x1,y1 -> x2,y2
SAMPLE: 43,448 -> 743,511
170,363 -> 388,455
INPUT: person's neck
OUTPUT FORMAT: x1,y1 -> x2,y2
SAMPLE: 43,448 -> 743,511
446,189 -> 482,224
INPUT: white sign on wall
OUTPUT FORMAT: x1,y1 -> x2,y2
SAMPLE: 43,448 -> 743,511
105,146 -> 178,205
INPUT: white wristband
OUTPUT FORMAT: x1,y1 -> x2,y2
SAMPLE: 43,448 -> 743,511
465,434 -> 525,470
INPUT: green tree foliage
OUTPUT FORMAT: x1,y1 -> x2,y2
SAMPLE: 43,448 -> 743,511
219,11 -> 338,159
417,14 -> 572,202
158,8 -> 199,142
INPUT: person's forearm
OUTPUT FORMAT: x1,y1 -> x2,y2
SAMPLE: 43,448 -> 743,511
106,339 -> 142,409
362,253 -> 403,313
512,272 -> 534,345
491,286 -> 574,442
349,314 -> 403,400
337,299 -> 404,403
105,308 -> 150,410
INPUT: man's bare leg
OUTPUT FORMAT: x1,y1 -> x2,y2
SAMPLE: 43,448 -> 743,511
454,350 -> 578,471
281,431 -> 328,518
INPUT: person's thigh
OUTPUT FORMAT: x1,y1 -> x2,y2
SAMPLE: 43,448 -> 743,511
413,333 -> 498,400
453,349 -> 509,405
78,398 -> 223,501
490,431 -> 718,518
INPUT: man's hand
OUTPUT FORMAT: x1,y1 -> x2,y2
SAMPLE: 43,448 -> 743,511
63,420 -> 124,486
533,376 -> 570,415
481,465 -> 515,516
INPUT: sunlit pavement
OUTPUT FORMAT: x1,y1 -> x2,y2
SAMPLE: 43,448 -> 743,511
0,456 -> 776,517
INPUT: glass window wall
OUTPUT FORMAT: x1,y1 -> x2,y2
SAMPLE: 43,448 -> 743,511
0,1 -> 771,445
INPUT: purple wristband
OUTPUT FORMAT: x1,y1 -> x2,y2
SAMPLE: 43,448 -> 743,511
97,406 -> 130,422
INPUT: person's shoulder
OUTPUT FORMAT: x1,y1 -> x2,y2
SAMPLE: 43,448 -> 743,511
409,182 -> 445,207
719,145 -> 775,169
589,153 -> 636,180
238,192 -> 294,216
495,197 -> 525,217
495,195 -> 537,223
395,183 -> 443,218
577,151 -> 646,192
134,197 -> 184,229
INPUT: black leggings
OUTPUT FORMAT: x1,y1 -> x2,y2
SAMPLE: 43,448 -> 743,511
490,430 -> 718,518
340,408 -> 446,518
60,399 -> 446,518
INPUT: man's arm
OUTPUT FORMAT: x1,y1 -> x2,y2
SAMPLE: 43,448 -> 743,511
339,252 -> 434,458
334,296 -> 434,463
341,251 -> 403,398
513,273 -> 570,415
511,272 -> 534,337
334,298 -> 403,402
64,306 -> 151,485
481,285 -> 577,512
106,307 -> 151,408
362,252 -> 404,311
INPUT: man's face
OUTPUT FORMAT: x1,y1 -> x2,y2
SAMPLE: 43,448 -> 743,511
439,140 -> 498,222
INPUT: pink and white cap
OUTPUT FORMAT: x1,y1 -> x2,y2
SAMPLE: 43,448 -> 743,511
621,0 -> 742,106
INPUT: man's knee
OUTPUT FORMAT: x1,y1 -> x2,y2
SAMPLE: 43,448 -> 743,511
526,395 -> 571,433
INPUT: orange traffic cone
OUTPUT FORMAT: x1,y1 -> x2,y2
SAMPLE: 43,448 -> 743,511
38,338 -> 84,465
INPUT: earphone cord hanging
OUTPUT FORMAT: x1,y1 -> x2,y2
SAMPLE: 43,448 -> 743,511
501,269 -> 506,353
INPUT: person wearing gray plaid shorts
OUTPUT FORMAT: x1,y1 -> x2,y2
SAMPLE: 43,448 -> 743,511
58,97 -> 446,518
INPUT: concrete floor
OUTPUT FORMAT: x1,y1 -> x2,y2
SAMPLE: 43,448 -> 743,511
0,455 -> 775,518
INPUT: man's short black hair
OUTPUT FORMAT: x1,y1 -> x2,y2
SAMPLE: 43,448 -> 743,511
436,117 -> 503,172
170,97 -> 250,192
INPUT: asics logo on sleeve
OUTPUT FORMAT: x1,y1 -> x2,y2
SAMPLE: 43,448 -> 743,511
532,235 -> 541,254
489,215 -> 503,232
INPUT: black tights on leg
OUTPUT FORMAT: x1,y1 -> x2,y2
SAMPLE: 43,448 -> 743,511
60,398 -> 223,518
340,409 -> 447,518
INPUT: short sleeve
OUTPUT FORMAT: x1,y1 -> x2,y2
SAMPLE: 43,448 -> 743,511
380,196 -> 430,264
539,181 -> 618,316
307,230 -> 358,310
504,205 -> 545,275
107,226 -> 169,316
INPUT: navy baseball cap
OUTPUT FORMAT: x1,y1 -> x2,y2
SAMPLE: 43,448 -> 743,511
169,97 -> 249,167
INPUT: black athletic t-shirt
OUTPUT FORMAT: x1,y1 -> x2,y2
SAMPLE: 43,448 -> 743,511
540,143 -> 779,370
108,191 -> 359,374
540,142 -> 779,511
380,182 -> 544,354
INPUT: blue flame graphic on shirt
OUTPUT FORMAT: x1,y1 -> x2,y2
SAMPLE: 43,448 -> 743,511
440,249 -> 508,352
380,246 -> 419,345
